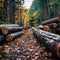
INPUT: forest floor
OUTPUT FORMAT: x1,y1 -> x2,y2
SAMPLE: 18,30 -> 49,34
0,28 -> 55,60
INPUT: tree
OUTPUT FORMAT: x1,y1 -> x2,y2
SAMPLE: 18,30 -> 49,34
0,0 -> 5,24
29,17 -> 35,26
8,0 -> 16,23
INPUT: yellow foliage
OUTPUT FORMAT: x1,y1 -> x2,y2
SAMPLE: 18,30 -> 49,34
0,0 -> 3,8
15,7 -> 29,27
33,11 -> 38,17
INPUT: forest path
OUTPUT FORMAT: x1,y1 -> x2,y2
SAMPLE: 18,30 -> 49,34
0,29 -> 52,60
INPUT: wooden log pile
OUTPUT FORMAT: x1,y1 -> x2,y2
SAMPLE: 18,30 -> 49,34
38,16 -> 60,35
0,24 -> 24,44
41,16 -> 59,25
32,27 -> 60,58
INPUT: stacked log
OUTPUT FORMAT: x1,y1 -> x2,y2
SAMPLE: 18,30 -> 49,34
32,27 -> 60,58
6,32 -> 23,42
0,24 -> 24,44
0,24 -> 20,27
2,27 -> 23,35
41,17 -> 59,25
38,25 -> 50,31
40,16 -> 60,34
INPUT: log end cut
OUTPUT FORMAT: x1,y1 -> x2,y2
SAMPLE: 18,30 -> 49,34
43,25 -> 50,31
6,34 -> 13,42
52,23 -> 57,28
56,42 -> 60,58
58,15 -> 60,22
2,27 -> 9,35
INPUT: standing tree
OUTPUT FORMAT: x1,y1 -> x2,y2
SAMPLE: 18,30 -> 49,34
8,0 -> 16,23
41,0 -> 50,20
0,0 -> 5,24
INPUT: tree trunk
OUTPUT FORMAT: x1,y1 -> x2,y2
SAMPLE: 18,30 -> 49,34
9,0 -> 15,23
42,0 -> 50,20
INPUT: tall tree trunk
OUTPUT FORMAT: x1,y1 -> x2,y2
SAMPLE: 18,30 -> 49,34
42,0 -> 50,21
4,0 -> 8,22
9,0 -> 15,24
57,4 -> 60,15
54,4 -> 58,17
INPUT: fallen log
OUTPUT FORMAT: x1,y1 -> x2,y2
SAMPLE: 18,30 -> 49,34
0,24 -> 20,34
6,32 -> 23,42
47,23 -> 57,33
32,27 -> 60,58
38,25 -> 44,29
38,25 -> 50,31
32,27 -> 60,41
2,27 -> 23,35
41,17 -> 59,25
0,24 -> 20,27
48,23 -> 60,34
48,23 -> 57,28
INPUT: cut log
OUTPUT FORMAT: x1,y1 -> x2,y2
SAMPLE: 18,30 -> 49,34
6,32 -> 23,42
38,25 -> 44,29
0,24 -> 20,34
41,17 -> 59,25
56,42 -> 60,57
47,23 -> 57,33
2,27 -> 23,35
58,15 -> 60,22
32,27 -> 60,58
56,23 -> 60,32
43,25 -> 50,31
38,25 -> 50,31
32,27 -> 60,41
0,24 -> 20,27
48,23 -> 57,28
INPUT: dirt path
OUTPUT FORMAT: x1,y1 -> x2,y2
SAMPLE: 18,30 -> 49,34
0,29 -> 52,60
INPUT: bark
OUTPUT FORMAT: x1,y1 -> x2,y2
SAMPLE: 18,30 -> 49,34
42,0 -> 50,20
41,17 -> 58,25
9,0 -> 15,23
6,32 -> 23,42
0,24 -> 20,27
32,27 -> 60,58
2,27 -> 23,35
38,25 -> 50,31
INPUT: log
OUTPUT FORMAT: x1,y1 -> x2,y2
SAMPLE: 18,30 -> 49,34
48,23 -> 57,28
56,23 -> 60,32
38,25 -> 44,29
0,24 -> 20,34
0,24 -> 20,27
32,27 -> 60,41
47,23 -> 57,33
2,27 -> 23,35
32,27 -> 60,58
38,25 -> 50,31
41,17 -> 59,25
6,32 -> 23,42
